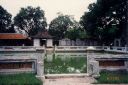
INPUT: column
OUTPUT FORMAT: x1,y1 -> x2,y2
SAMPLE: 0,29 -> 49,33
34,39 -> 40,47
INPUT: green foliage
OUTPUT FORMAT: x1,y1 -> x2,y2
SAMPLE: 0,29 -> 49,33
97,70 -> 128,84
65,29 -> 79,40
0,73 -> 42,85
80,0 -> 126,45
65,28 -> 87,40
14,6 -> 47,36
0,6 -> 12,33
44,54 -> 87,74
48,14 -> 78,40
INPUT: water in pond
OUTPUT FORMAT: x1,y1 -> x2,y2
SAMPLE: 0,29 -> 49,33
44,53 -> 87,74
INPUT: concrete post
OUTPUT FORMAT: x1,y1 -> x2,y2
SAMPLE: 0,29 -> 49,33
87,46 -> 100,77
125,46 -> 127,52
36,51 -> 45,80
89,61 -> 100,77
125,61 -> 128,72
46,39 -> 53,47
34,39 -> 40,47
87,47 -> 95,74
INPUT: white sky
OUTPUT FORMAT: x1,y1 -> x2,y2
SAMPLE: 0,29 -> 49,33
0,0 -> 96,24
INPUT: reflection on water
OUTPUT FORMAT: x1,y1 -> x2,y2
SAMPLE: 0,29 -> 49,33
44,53 -> 87,74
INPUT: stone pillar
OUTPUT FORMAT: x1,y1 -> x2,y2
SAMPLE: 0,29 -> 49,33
59,39 -> 66,46
114,39 -> 121,47
59,40 -> 61,46
71,40 -> 75,46
46,39 -> 53,47
46,53 -> 53,62
76,39 -> 81,46
89,61 -> 100,77
36,51 -> 45,79
87,46 -> 100,77
37,61 -> 44,77
34,39 -> 40,47
125,60 -> 128,71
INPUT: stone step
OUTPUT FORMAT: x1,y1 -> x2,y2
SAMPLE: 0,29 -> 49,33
44,74 -> 96,85
44,78 -> 95,85
45,73 -> 89,79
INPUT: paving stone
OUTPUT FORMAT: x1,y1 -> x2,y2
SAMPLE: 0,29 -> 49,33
44,77 -> 95,85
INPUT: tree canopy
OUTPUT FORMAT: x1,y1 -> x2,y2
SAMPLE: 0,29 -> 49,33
80,0 -> 126,45
0,6 -> 12,33
65,27 -> 87,40
14,6 -> 47,36
48,14 -> 75,40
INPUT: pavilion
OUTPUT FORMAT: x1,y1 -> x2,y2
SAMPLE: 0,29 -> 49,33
32,31 -> 53,47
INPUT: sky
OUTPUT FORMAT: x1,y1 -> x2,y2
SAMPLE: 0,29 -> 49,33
0,0 -> 96,24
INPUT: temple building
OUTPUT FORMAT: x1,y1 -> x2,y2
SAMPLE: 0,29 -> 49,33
0,33 -> 47,77
0,31 -> 53,47
32,31 -> 53,47
0,33 -> 32,46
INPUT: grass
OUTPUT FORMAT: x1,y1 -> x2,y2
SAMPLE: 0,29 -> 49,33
0,73 -> 42,85
44,54 -> 87,74
96,70 -> 128,84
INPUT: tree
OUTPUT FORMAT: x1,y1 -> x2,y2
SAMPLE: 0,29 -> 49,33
65,28 -> 87,40
48,14 -> 74,40
65,28 -> 79,40
5,24 -> 15,33
14,6 -> 47,36
80,0 -> 126,45
0,6 -> 12,33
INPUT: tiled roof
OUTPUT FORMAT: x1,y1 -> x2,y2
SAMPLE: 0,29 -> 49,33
32,31 -> 52,39
0,33 -> 27,39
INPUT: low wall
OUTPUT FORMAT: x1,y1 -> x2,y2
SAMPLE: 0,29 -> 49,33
87,53 -> 128,77
55,46 -> 128,53
55,46 -> 103,52
0,46 -> 45,78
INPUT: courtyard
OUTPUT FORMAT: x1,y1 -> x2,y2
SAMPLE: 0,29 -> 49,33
0,0 -> 127,84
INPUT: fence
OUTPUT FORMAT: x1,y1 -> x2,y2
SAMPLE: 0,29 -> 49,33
0,46 -> 45,51
55,46 -> 128,53
0,46 -> 128,53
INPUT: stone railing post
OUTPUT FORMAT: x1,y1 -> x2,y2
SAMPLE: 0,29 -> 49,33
36,50 -> 45,81
125,46 -> 127,52
87,46 -> 100,77
125,61 -> 128,72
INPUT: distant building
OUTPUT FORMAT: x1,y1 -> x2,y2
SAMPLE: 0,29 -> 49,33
59,38 -> 99,46
32,31 -> 53,47
0,33 -> 44,76
0,33 -> 32,46
0,32 -> 53,47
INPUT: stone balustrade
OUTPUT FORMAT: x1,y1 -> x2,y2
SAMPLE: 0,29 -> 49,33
0,46 -> 45,51
55,46 -> 88,51
0,46 -> 45,78
55,46 -> 128,53
0,46 -> 128,53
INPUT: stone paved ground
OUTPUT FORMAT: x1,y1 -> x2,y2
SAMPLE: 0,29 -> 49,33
44,76 -> 95,85
43,77 -> 128,85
